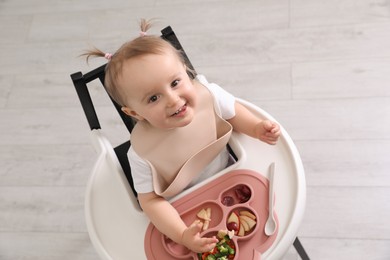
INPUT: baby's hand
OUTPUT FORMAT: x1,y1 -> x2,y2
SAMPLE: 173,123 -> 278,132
255,120 -> 280,145
181,220 -> 218,253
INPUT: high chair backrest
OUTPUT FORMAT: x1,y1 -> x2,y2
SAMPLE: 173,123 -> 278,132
70,26 -> 195,197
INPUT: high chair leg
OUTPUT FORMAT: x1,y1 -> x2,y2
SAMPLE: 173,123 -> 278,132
293,237 -> 310,260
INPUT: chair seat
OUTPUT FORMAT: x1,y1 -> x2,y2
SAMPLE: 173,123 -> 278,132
85,99 -> 306,260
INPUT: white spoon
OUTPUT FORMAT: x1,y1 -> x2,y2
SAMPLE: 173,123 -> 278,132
265,162 -> 277,236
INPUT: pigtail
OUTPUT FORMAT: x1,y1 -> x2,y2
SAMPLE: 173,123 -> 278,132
80,18 -> 156,64
139,18 -> 156,36
80,46 -> 111,64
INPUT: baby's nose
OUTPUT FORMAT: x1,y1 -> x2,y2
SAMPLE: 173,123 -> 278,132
166,92 -> 180,107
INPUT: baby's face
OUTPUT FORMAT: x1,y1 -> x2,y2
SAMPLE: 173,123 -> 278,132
119,51 -> 197,129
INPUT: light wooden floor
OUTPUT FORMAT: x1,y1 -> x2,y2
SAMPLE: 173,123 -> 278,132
1,0 -> 390,259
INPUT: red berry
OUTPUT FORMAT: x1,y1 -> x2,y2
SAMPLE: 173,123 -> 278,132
227,222 -> 238,231
222,196 -> 234,206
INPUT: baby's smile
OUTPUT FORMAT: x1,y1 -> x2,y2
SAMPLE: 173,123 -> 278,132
171,104 -> 187,117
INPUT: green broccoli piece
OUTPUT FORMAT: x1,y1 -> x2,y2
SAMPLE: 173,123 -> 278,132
218,245 -> 228,254
216,257 -> 228,260
226,244 -> 235,255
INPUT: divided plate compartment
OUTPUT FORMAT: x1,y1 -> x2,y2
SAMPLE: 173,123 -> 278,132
144,169 -> 279,260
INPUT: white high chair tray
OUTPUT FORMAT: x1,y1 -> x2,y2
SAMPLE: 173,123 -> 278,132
85,99 -> 306,260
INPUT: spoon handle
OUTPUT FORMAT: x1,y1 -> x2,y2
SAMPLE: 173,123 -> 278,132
269,163 -> 275,216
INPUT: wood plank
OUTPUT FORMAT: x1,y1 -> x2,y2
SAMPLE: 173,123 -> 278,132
291,0 -> 390,27
292,58 -> 390,99
0,75 -> 13,108
0,15 -> 32,44
253,97 -> 390,141
197,63 -> 292,101
0,144 -> 94,186
0,106 -> 130,146
0,0 -> 154,15
0,232 -> 98,260
181,23 -> 390,67
0,187 -> 87,233
295,140 -> 390,187
0,108 -> 90,145
301,187 -> 390,240
297,237 -> 390,260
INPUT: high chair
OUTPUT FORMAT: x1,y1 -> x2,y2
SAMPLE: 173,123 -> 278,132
71,26 -> 310,260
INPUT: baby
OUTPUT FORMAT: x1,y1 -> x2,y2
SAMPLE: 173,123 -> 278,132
83,19 -> 280,253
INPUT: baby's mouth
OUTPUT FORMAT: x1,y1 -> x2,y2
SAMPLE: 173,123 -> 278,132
171,104 -> 187,116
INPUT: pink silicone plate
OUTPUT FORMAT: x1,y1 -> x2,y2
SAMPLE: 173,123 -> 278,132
144,169 -> 279,260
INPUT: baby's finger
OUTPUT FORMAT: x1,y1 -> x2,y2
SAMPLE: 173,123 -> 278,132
199,237 -> 218,252
267,140 -> 277,145
271,124 -> 280,134
265,135 -> 279,145
188,220 -> 203,234
201,236 -> 218,245
263,120 -> 274,131
266,131 -> 279,138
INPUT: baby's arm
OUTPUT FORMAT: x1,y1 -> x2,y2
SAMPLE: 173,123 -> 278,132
138,192 -> 218,253
228,102 -> 280,145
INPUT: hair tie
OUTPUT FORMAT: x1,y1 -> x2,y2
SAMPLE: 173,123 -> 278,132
104,53 -> 113,60
140,31 -> 147,37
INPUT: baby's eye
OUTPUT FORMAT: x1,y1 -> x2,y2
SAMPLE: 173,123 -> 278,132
149,95 -> 159,103
171,79 -> 180,87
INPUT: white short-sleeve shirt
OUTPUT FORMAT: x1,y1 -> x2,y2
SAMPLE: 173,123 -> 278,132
128,75 -> 236,194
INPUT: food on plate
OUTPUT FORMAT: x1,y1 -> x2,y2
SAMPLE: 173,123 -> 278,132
239,216 -> 250,231
226,221 -> 238,233
226,212 -> 239,232
221,185 -> 252,206
217,229 -> 235,240
239,215 -> 256,231
235,185 -> 251,203
227,211 -> 239,225
240,210 -> 256,220
221,195 -> 234,206
197,208 -> 211,221
197,207 -> 212,231
227,210 -> 257,236
238,223 -> 245,237
197,231 -> 235,260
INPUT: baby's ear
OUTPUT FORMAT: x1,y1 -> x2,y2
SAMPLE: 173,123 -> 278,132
121,107 -> 144,121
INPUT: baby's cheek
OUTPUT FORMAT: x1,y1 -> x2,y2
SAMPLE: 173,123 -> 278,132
186,89 -> 197,105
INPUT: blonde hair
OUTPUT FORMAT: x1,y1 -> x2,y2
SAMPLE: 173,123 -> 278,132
81,19 -> 190,107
